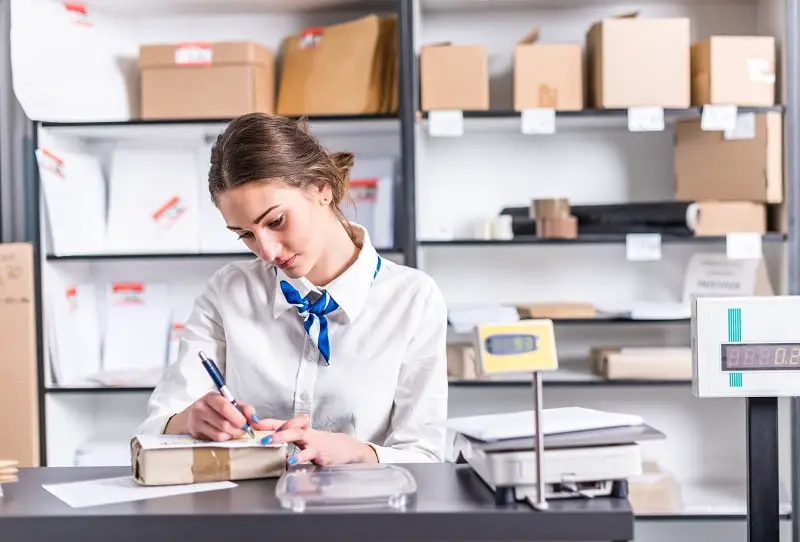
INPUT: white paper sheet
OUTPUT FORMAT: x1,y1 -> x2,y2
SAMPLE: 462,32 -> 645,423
438,407 -> 644,442
43,476 -> 236,508
135,434 -> 283,450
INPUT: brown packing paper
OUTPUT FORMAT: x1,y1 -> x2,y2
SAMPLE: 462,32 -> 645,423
532,198 -> 571,219
276,15 -> 397,116
0,244 -> 39,467
131,435 -> 287,486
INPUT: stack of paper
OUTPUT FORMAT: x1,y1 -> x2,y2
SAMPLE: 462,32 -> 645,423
440,407 -> 645,442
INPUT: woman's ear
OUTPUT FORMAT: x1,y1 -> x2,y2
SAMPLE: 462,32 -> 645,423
317,184 -> 334,206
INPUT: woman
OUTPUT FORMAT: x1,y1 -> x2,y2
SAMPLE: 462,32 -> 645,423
137,113 -> 449,466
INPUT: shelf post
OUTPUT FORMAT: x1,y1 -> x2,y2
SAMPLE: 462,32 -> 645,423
747,397 -> 780,542
397,0 -> 418,268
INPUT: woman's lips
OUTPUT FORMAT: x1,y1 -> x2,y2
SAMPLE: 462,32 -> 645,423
276,255 -> 296,269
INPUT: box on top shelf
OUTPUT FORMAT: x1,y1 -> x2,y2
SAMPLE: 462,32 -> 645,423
690,36 -> 776,107
586,12 -> 690,109
139,41 -> 275,120
420,43 -> 489,111
277,15 -> 398,116
674,112 -> 783,203
514,28 -> 583,111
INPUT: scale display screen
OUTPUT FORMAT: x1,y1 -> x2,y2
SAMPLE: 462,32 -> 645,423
721,342 -> 800,371
484,334 -> 538,356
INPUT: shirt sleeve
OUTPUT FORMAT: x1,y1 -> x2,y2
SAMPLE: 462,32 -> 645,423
368,276 -> 449,463
135,271 -> 228,435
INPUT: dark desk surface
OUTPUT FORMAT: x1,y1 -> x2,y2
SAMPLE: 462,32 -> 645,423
0,464 -> 633,542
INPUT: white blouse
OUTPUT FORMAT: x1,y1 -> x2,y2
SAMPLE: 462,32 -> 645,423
137,228 -> 449,463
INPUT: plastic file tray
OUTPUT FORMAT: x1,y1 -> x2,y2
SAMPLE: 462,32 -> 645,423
275,464 -> 417,512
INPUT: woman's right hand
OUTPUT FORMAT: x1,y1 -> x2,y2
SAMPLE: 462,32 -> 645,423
166,391 -> 284,441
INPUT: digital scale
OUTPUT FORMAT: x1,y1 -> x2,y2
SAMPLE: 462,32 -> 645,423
692,295 -> 795,542
465,320 -> 660,510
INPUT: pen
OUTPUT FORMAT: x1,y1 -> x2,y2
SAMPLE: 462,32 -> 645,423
198,350 -> 256,439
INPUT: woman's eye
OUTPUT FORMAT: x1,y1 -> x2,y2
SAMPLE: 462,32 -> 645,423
268,215 -> 285,229
237,231 -> 254,240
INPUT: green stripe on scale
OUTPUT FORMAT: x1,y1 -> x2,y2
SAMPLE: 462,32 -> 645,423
729,372 -> 743,388
728,307 -> 742,343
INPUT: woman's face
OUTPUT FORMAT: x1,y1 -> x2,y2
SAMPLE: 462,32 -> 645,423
216,181 -> 333,278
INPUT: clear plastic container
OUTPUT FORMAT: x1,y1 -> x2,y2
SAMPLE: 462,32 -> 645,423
275,464 -> 417,513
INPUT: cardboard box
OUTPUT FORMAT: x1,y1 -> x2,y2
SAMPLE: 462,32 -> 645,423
675,112 -> 783,203
514,29 -> 583,111
691,36 -> 776,106
0,243 -> 40,467
277,15 -> 398,116
131,434 -> 287,486
139,42 -> 274,119
587,13 -> 690,108
420,44 -> 489,111
689,201 -> 766,236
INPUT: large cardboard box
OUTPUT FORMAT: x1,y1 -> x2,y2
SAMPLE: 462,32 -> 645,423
691,36 -> 776,106
0,243 -> 40,467
514,29 -> 583,111
674,112 -> 783,203
131,434 -> 287,486
277,15 -> 398,116
139,42 -> 274,119
587,13 -> 690,108
420,44 -> 489,111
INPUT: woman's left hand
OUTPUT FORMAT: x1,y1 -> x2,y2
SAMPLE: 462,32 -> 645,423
262,414 -> 378,466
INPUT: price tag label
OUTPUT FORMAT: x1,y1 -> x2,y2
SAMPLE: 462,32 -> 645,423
521,108 -> 556,135
724,112 -> 757,140
627,107 -> 665,132
175,43 -> 213,66
701,104 -> 738,132
428,110 -> 464,137
726,232 -> 763,260
626,233 -> 662,261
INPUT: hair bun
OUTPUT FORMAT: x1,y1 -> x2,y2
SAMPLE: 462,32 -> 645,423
331,152 -> 355,176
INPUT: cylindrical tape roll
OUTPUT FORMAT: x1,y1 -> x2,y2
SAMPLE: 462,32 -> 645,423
537,216 -> 578,239
532,198 -> 571,219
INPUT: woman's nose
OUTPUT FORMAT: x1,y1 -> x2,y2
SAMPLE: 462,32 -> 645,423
255,235 -> 281,262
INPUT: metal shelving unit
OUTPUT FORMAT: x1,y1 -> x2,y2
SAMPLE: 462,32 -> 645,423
0,0 -> 797,537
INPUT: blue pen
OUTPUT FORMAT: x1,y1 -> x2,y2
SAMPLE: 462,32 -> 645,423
198,350 -> 256,439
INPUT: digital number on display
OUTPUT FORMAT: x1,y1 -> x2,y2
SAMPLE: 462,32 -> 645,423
484,334 -> 538,356
721,342 -> 800,371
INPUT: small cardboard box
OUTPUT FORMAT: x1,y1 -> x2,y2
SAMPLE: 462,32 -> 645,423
131,433 -> 287,486
587,13 -> 690,108
674,112 -> 783,203
139,41 -> 275,120
420,44 -> 489,111
691,36 -> 776,106
514,29 -> 583,111
689,201 -> 766,236
277,15 -> 398,116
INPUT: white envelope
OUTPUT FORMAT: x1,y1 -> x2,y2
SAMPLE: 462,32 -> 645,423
106,149 -> 201,253
35,148 -> 106,256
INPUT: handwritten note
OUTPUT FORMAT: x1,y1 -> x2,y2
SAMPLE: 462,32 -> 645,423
135,432 -> 282,450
